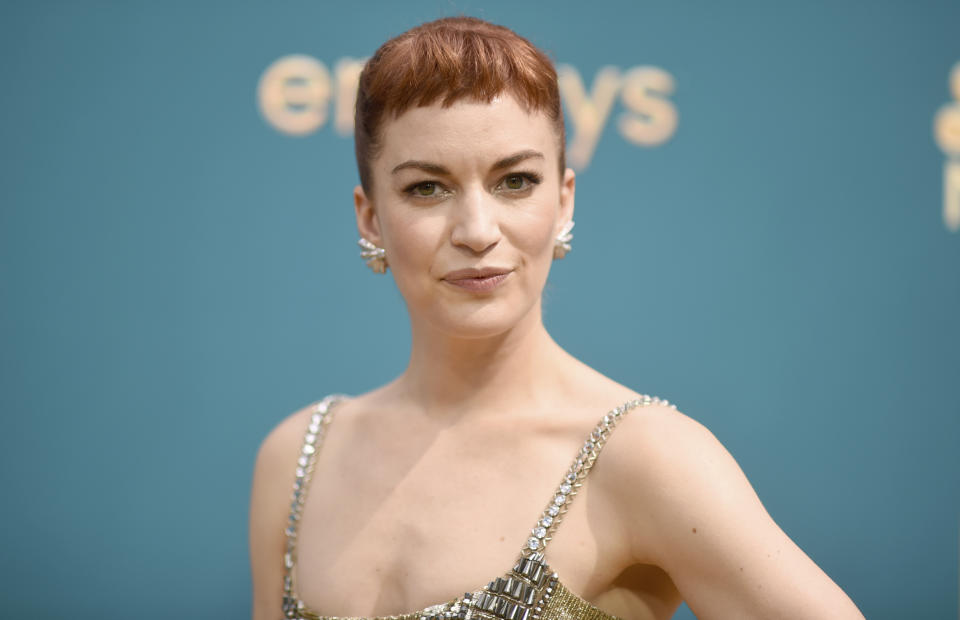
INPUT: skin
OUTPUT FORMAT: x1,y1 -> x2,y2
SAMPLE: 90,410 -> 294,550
250,95 -> 866,619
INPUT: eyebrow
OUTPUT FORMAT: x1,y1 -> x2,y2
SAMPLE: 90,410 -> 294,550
491,149 -> 545,171
390,149 -> 545,176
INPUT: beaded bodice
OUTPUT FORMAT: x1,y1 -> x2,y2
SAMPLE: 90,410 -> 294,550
282,393 -> 673,620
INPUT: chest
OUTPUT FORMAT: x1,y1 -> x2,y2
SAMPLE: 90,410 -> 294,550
291,419 -> 577,611
288,404 -> 678,619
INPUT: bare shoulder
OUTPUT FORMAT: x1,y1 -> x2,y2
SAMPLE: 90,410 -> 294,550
254,402 -> 318,478
603,397 -> 728,507
251,401 -> 319,516
599,398 -> 712,547
601,398 -> 865,620
248,400 -> 320,620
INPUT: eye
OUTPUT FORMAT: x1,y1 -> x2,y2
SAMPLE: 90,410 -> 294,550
504,175 -> 525,190
415,182 -> 438,196
403,180 -> 449,200
497,172 -> 542,193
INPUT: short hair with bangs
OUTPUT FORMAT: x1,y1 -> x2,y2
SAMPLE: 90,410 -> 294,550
354,16 -> 566,192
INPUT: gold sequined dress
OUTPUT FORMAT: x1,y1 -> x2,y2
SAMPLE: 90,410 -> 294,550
282,393 -> 672,620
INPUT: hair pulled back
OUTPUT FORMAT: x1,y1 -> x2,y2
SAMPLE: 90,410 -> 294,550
354,16 -> 566,192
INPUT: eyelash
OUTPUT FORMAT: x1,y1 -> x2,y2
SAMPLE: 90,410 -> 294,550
402,171 -> 543,199
500,171 -> 543,191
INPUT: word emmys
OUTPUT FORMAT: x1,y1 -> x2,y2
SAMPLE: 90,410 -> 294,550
257,55 -> 678,170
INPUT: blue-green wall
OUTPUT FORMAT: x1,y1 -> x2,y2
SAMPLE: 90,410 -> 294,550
1,1 -> 957,618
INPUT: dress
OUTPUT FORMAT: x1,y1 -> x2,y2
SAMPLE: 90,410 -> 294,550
281,393 -> 674,620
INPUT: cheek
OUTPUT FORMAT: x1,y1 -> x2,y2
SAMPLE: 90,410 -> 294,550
380,210 -> 441,274
511,209 -> 557,263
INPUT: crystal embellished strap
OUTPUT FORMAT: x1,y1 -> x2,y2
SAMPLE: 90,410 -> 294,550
282,394 -> 350,620
521,394 -> 676,558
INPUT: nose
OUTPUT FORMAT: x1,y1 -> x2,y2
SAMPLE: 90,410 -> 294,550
449,185 -> 501,254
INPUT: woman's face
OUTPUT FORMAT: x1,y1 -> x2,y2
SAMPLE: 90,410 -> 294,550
355,95 -> 575,339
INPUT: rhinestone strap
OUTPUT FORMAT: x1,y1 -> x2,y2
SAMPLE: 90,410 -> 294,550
521,394 -> 676,559
283,394 -> 350,620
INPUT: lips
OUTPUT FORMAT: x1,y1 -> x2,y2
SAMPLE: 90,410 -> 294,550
442,267 -> 513,292
442,267 -> 513,281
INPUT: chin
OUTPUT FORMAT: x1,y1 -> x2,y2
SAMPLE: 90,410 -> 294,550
425,300 -> 538,340
400,271 -> 548,339
435,313 -> 522,339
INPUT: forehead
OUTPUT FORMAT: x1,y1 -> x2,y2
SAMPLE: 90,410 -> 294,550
376,96 -> 559,169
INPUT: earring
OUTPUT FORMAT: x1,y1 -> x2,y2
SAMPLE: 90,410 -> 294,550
357,237 -> 388,273
553,220 -> 574,259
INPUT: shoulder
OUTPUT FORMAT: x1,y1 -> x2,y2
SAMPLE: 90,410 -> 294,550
601,396 -> 865,618
248,397 -> 328,619
253,400 -> 319,478
250,395 -> 350,525
250,401 -> 319,514
601,397 -> 751,554
599,394 -> 710,476
600,396 -> 725,529
610,396 -> 728,489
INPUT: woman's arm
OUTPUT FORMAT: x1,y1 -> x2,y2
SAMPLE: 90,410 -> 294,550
249,407 -> 312,620
617,405 -> 865,619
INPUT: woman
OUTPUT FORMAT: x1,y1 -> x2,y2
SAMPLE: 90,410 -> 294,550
250,16 -> 864,620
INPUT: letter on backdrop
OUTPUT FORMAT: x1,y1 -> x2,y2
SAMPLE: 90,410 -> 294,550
934,62 -> 960,232
334,58 -> 365,136
618,66 -> 678,148
257,55 -> 332,135
559,65 -> 622,170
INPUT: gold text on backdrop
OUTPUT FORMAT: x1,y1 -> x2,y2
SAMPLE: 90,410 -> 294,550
933,61 -> 960,232
257,55 -> 678,170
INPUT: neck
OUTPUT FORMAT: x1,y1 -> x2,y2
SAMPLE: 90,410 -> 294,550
395,299 -> 569,417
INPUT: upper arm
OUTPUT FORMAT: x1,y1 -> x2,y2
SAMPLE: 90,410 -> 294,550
618,406 -> 864,620
249,406 -> 312,620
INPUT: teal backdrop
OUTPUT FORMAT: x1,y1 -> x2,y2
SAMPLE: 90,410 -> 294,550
1,1 -> 958,618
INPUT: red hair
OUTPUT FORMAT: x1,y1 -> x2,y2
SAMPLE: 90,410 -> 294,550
354,16 -> 566,192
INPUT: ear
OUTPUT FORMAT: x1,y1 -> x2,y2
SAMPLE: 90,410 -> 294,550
557,167 -> 576,235
354,184 -> 383,246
